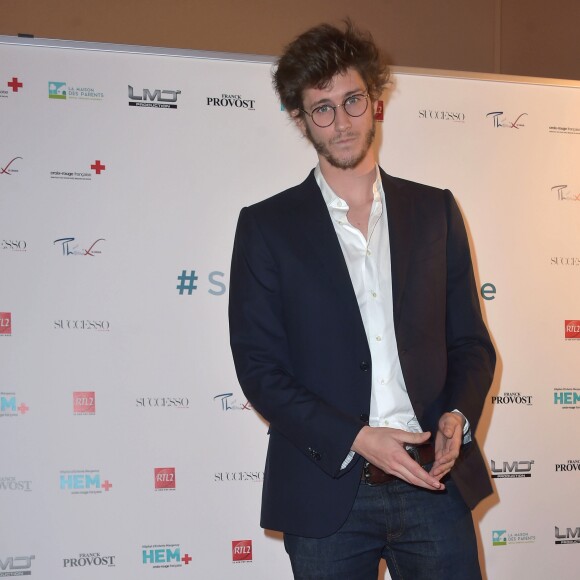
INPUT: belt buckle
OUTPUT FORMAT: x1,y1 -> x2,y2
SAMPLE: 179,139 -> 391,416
405,444 -> 420,463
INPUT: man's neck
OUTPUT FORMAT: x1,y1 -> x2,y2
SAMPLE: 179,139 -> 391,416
319,156 -> 377,208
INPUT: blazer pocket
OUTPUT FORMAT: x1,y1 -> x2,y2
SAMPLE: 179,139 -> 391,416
411,236 -> 445,263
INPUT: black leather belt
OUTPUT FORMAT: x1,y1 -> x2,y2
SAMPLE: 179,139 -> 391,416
361,443 -> 435,485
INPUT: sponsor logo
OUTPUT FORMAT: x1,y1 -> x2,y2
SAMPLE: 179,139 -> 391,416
1,157 -> 22,175
141,544 -> 191,568
551,256 -> 580,266
213,392 -> 252,411
73,391 -> 95,415
486,111 -> 527,129
374,100 -> 384,122
63,553 -> 116,568
552,185 -> 580,201
565,320 -> 580,340
419,109 -> 465,122
50,160 -> 105,181
0,393 -> 29,417
207,94 -> 255,110
232,540 -> 252,563
490,392 -> 532,405
1,240 -> 27,252
0,477 -> 32,492
0,555 -> 35,576
480,282 -> 496,301
154,468 -> 176,491
53,237 -> 105,256
54,320 -> 110,331
549,125 -> 580,136
176,269 -> 227,296
59,470 -> 112,494
6,77 -> 23,93
492,529 -> 535,546
214,471 -> 264,483
49,81 -> 104,101
490,460 -> 534,479
555,459 -> 580,472
555,526 -> 580,544
129,86 -> 181,109
136,397 -> 189,408
554,387 -> 580,409
0,313 -> 12,336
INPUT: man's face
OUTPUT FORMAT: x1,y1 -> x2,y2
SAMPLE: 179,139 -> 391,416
295,68 -> 377,170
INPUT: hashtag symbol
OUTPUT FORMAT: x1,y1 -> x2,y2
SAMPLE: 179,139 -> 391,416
177,270 -> 198,294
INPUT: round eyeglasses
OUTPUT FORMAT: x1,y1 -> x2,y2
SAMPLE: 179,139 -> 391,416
301,93 -> 369,128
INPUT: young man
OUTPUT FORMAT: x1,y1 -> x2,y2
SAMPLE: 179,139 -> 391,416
229,21 -> 495,580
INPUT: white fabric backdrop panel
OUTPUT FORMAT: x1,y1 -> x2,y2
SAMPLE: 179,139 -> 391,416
1,37 -> 579,579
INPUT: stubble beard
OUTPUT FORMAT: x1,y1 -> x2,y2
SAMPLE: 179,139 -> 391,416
305,118 -> 376,170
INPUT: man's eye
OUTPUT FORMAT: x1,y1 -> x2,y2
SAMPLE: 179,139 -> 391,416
345,95 -> 360,105
315,105 -> 331,114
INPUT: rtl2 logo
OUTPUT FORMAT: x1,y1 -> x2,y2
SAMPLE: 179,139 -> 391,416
155,467 -> 175,490
74,391 -> 95,414
0,312 -> 12,336
232,540 -> 252,563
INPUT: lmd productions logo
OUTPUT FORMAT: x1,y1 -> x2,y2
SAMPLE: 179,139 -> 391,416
154,468 -> 175,491
232,540 -> 252,564
0,312 -> 12,337
73,391 -> 95,415
129,86 -> 181,109
0,392 -> 29,418
486,111 -> 527,129
490,459 -> 534,479
492,529 -> 535,546
0,555 -> 35,576
555,525 -> 580,545
59,470 -> 112,495
141,544 -> 191,568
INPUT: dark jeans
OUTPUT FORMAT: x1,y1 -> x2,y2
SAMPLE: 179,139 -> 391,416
284,475 -> 481,580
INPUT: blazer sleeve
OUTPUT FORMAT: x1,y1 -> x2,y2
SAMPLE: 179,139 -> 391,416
228,207 -> 364,478
443,190 -> 496,433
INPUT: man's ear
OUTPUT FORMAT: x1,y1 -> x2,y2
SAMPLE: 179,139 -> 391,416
291,110 -> 307,136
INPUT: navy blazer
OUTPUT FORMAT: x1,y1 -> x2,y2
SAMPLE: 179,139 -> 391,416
229,168 -> 495,538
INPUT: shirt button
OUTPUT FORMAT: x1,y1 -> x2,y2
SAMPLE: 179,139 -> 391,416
375,336 -> 382,342
371,291 -> 377,298
366,250 -> 371,256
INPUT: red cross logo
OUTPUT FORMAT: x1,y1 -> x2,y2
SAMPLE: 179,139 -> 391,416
8,77 -> 23,92
102,480 -> 113,491
181,553 -> 192,565
18,403 -> 29,414
91,160 -> 106,174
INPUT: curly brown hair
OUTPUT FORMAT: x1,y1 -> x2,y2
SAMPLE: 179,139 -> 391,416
273,20 -> 390,117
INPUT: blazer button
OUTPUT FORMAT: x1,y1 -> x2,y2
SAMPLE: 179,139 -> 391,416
307,447 -> 321,461
359,361 -> 370,371
359,414 -> 369,423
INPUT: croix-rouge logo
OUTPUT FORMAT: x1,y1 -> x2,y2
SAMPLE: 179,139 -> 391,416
74,391 -> 95,415
1,157 -> 22,175
50,160 -> 105,181
7,77 -> 23,92
155,467 -> 176,490
232,540 -> 252,563
565,320 -> 580,340
486,111 -> 527,129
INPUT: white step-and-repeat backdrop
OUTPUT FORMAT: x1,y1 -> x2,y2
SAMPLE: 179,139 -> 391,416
1,37 -> 579,579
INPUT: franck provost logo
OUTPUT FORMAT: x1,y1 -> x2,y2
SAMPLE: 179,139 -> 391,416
486,111 -> 527,129
49,81 -> 104,101
0,477 -> 32,492
50,159 -> 106,180
0,392 -> 29,417
141,544 -> 191,568
232,540 -> 252,563
490,392 -> 532,406
492,529 -> 535,546
73,391 -> 95,415
565,320 -> 580,340
490,459 -> 534,479
0,555 -> 35,576
555,459 -> 580,473
59,470 -> 112,494
129,86 -> 181,109
206,94 -> 255,110
63,553 -> 116,568
553,387 -> 580,409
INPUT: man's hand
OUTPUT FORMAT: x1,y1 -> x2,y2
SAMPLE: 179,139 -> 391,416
429,412 -> 465,480
351,426 -> 444,491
